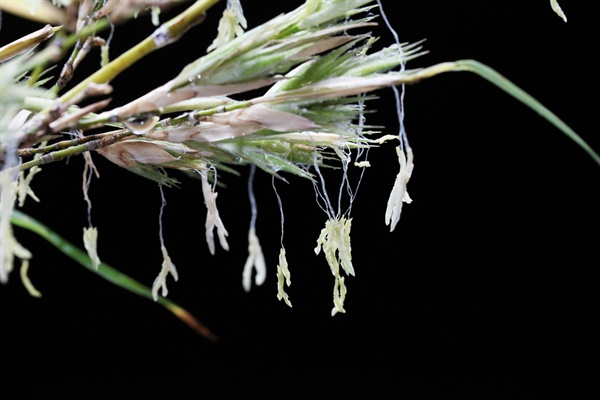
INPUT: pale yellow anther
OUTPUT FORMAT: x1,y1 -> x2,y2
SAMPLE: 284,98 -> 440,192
550,0 -> 567,22
315,216 -> 354,316
17,167 -> 41,207
20,259 -> 42,298
276,247 -> 292,307
200,168 -> 229,255
207,0 -> 247,52
83,226 -> 101,271
385,146 -> 414,232
243,227 -> 266,292
152,244 -> 179,301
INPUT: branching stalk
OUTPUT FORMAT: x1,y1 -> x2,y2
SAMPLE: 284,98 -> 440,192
17,130 -> 128,157
17,131 -> 133,172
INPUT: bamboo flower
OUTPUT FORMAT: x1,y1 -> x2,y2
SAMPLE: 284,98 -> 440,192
315,216 -> 354,316
2,0 -> 598,325
242,227 -> 267,292
0,170 -> 32,283
385,146 -> 414,232
207,0 -> 247,52
20,259 -> 42,298
83,226 -> 101,271
200,167 -> 229,255
276,247 -> 292,307
152,244 -> 179,301
550,0 -> 567,22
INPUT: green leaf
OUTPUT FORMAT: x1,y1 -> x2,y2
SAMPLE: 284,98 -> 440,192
454,59 -> 600,166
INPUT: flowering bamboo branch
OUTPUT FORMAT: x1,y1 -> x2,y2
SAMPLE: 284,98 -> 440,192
1,0 -> 597,332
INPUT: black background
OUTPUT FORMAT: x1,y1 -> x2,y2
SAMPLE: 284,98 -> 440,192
1,1 -> 597,398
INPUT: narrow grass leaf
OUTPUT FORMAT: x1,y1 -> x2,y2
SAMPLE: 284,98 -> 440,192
10,210 -> 216,341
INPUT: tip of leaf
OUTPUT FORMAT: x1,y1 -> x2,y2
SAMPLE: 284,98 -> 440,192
166,303 -> 218,342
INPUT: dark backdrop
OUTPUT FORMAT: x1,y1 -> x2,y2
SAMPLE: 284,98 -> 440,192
1,1 -> 597,398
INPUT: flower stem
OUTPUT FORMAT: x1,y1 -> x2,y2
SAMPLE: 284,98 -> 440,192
17,130 -> 127,157
17,131 -> 133,171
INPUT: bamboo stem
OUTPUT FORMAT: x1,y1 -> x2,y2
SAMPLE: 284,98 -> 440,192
18,130 -> 127,157
57,0 -> 221,105
17,131 -> 133,171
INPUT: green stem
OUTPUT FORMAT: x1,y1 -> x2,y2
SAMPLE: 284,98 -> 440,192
62,17 -> 111,50
10,210 -> 217,341
18,130 -> 126,157
17,131 -> 133,171
168,100 -> 252,125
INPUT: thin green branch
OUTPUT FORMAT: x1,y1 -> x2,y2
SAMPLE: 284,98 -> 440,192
62,17 -> 112,49
167,99 -> 252,125
17,130 -> 127,157
53,36 -> 106,92
17,131 -> 134,171
11,19 -> 111,79
10,210 -> 217,341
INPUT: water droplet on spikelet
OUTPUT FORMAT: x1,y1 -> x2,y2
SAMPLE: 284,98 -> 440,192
123,114 -> 160,135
